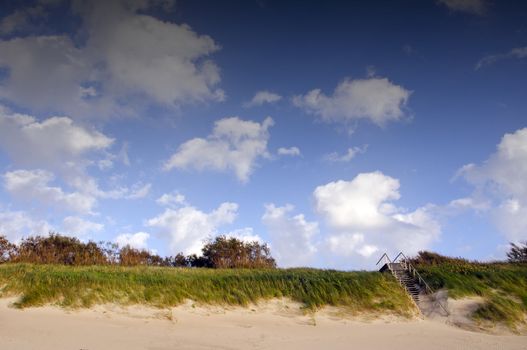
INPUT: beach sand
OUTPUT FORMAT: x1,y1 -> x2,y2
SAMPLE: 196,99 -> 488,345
1,298 -> 526,350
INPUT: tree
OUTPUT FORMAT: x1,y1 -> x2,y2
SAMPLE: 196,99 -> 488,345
14,234 -> 107,265
0,233 -> 277,268
119,246 -> 165,266
164,253 -> 188,267
0,235 -> 16,263
201,235 -> 276,268
507,241 -> 527,263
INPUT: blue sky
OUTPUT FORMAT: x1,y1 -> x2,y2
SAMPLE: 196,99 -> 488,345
0,0 -> 526,269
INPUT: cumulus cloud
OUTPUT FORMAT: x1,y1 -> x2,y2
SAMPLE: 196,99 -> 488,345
147,201 -> 238,255
164,117 -> 274,182
314,172 -> 401,230
447,197 -> 490,212
256,173 -> 439,268
126,183 -> 151,199
293,77 -> 411,128
0,107 -> 152,204
62,216 -> 104,237
157,192 -> 187,208
326,233 -> 378,258
457,127 -> 527,242
492,200 -> 527,243
0,108 -> 113,171
0,209 -> 52,242
475,47 -> 527,70
0,35 -> 94,116
314,172 -> 441,260
324,146 -> 366,162
277,147 -> 301,157
244,91 -> 282,107
262,204 -> 319,267
437,0 -> 486,15
0,4 -> 47,35
114,232 -> 150,250
0,0 -> 223,118
4,169 -> 97,215
224,227 -> 263,243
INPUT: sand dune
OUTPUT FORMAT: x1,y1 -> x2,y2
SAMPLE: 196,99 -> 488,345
1,298 -> 526,350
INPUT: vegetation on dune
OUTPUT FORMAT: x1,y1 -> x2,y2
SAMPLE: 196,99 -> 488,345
0,234 -> 276,268
1,232 -> 527,329
507,241 -> 527,263
0,264 -> 415,315
412,250 -> 527,330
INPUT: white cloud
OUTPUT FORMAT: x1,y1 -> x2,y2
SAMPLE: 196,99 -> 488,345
0,0 -> 223,118
262,204 -> 319,267
97,159 -> 114,170
0,108 -> 114,171
164,117 -> 274,182
77,1 -> 224,106
224,227 -> 263,243
4,169 -> 97,215
447,197 -> 490,212
314,172 -> 401,230
156,192 -> 187,208
0,106 -> 152,205
293,77 -> 411,128
458,127 -> 527,242
459,128 -> 527,203
327,233 -> 368,257
358,244 -> 379,258
0,210 -> 52,242
324,146 -> 366,162
244,91 -> 282,107
475,47 -> 527,70
0,5 -> 47,35
326,233 -> 378,258
437,0 -> 486,15
314,172 -> 441,260
0,35 -> 94,116
114,232 -> 150,250
126,183 -> 151,199
390,205 -> 442,254
492,200 -> 527,243
67,176 -> 152,201
277,147 -> 301,157
118,142 -> 131,166
147,201 -> 238,255
62,216 -> 104,237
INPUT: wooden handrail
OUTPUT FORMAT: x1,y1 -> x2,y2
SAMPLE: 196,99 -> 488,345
403,256 -> 450,316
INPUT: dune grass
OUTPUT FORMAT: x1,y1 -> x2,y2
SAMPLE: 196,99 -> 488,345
417,263 -> 527,329
0,263 -> 415,316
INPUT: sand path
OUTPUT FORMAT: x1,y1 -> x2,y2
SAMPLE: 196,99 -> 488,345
1,298 -> 526,350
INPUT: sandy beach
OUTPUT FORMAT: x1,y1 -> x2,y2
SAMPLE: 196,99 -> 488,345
1,298 -> 525,350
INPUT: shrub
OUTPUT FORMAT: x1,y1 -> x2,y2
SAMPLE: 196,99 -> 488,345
0,233 -> 277,269
507,241 -> 527,263
0,235 -> 16,263
14,234 -> 107,265
119,246 -> 165,266
410,251 -> 470,266
201,235 -> 276,268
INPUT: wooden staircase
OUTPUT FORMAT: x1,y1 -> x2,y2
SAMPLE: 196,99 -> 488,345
389,263 -> 422,303
377,252 -> 449,316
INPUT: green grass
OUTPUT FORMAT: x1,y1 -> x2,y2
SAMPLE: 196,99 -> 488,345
417,263 -> 527,329
0,263 -> 415,316
3,262 -> 524,329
